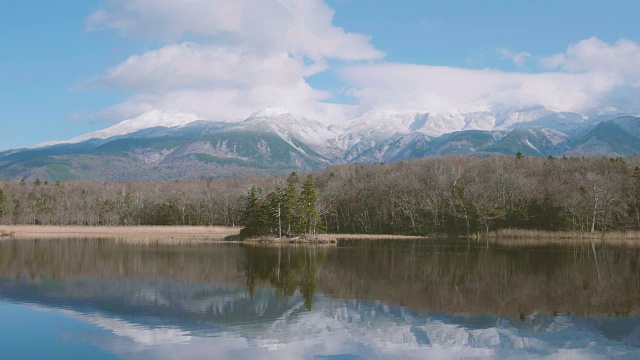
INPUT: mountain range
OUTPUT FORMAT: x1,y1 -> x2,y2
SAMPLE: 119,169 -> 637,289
1,107 -> 639,182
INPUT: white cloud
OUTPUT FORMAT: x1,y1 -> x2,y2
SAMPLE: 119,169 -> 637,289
85,0 -> 380,124
94,43 -> 324,92
87,42 -> 353,122
342,63 -> 618,114
343,38 -> 640,114
540,37 -> 640,86
498,48 -> 531,67
538,54 -> 566,69
86,0 -> 383,62
92,87 -> 353,125
86,0 -> 640,125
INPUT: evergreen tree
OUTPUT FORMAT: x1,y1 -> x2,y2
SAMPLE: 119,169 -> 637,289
634,167 -> 640,226
0,187 -> 10,217
298,174 -> 321,237
264,190 -> 283,236
282,172 -> 300,236
240,186 -> 269,237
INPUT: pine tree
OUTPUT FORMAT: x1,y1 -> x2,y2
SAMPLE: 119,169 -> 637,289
264,190 -> 283,236
0,187 -> 10,217
298,174 -> 321,237
282,172 -> 300,236
634,167 -> 640,227
240,186 -> 268,237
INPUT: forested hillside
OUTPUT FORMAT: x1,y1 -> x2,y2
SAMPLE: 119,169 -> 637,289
1,155 -> 639,235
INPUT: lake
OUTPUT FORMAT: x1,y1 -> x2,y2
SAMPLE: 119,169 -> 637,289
1,238 -> 639,359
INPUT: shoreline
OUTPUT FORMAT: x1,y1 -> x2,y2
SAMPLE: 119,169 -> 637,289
0,225 -> 426,245
485,228 -> 640,240
478,229 -> 640,247
4,225 -> 640,246
241,233 -> 425,246
0,225 -> 242,244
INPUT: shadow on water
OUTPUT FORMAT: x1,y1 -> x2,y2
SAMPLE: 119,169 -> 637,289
0,238 -> 639,317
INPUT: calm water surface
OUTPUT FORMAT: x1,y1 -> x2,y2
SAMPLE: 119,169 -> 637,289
1,238 -> 639,359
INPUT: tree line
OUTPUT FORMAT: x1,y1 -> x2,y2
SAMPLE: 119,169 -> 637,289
1,155 -> 639,235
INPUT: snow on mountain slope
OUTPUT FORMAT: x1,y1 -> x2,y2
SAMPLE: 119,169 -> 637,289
34,106 -> 596,158
40,110 -> 205,146
462,112 -> 496,131
420,113 -> 467,135
234,108 -> 340,159
238,108 -> 336,145
335,111 -> 419,150
338,107 -> 584,150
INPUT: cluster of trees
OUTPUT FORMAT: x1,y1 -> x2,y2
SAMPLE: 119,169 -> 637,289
313,156 -> 640,235
0,178 -> 245,226
1,155 -> 639,235
240,173 -> 321,238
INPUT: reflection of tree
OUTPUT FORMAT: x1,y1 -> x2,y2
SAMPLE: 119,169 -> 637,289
318,240 -> 640,317
2,238 -> 640,317
242,246 -> 324,310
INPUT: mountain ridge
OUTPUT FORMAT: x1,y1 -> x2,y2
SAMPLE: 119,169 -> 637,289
2,108 -> 639,182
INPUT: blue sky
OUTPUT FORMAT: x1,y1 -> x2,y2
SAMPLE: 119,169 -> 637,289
1,0 -> 640,149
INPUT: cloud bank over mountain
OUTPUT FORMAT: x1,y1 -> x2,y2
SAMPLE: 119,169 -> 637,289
84,1 -> 640,126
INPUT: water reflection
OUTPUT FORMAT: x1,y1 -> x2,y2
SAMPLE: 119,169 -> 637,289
243,246 -> 323,310
0,238 -> 639,358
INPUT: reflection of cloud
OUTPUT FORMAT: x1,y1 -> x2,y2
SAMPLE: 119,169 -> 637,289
20,295 -> 640,360
75,314 -> 192,346
29,304 -> 192,346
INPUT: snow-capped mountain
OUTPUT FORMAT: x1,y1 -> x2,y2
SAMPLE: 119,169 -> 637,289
235,108 -> 341,159
1,107 -> 639,181
40,110 -> 206,147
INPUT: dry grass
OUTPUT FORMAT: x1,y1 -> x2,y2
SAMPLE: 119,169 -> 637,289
316,233 -> 425,241
482,228 -> 640,247
233,233 -> 424,245
0,226 -> 422,245
0,225 -> 241,244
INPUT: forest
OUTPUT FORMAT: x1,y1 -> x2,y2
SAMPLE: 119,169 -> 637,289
1,155 -> 639,235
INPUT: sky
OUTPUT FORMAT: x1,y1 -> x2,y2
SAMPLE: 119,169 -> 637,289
1,0 -> 640,149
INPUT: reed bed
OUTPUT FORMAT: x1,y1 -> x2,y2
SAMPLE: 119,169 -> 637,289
0,225 -> 241,244
483,228 -> 640,247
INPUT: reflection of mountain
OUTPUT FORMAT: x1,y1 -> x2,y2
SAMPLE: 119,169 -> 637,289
1,239 -> 640,317
0,278 -> 305,335
2,239 -> 640,357
3,289 -> 640,359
